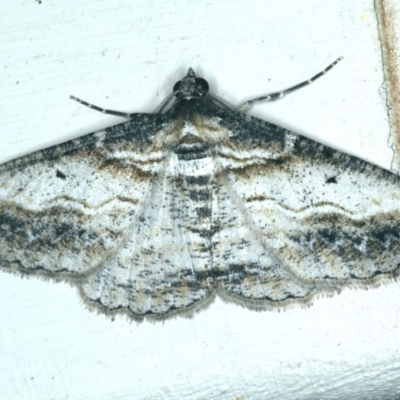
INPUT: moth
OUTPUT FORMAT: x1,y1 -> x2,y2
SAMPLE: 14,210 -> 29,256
1,58 -> 399,320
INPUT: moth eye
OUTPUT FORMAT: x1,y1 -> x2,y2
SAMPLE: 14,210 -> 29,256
173,80 -> 181,93
195,78 -> 209,95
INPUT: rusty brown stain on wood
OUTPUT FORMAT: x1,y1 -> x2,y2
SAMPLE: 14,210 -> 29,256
375,0 -> 400,169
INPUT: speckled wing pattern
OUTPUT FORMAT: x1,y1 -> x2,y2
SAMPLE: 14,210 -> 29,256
1,67 -> 400,320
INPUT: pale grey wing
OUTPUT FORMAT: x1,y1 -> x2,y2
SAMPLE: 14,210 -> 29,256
80,171 -> 215,319
214,117 -> 400,307
0,115 -> 166,277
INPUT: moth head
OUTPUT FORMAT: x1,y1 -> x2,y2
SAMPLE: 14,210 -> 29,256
173,68 -> 209,99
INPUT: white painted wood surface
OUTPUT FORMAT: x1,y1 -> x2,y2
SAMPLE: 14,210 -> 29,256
1,1 -> 400,399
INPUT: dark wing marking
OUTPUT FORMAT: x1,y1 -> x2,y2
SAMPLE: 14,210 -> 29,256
0,115 -> 166,277
214,113 -> 400,307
